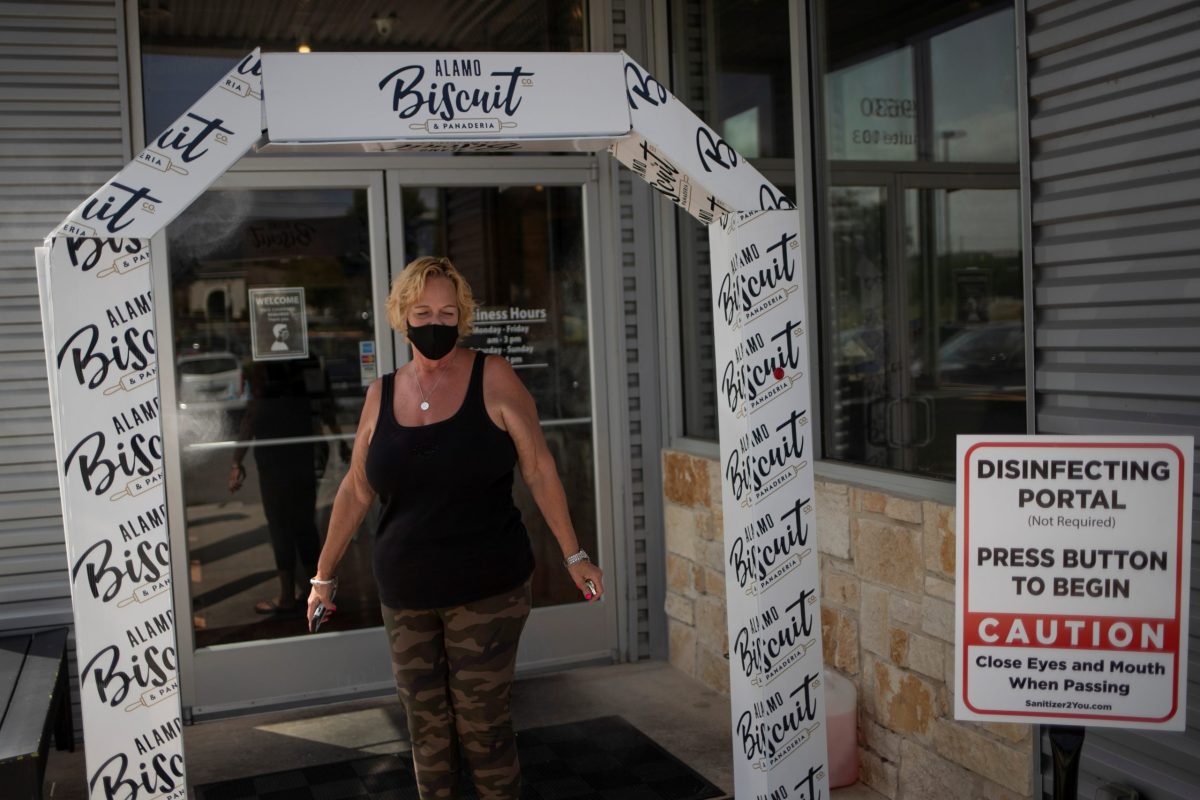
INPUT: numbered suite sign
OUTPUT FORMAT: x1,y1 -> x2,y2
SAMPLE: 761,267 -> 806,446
955,435 -> 1194,729
710,210 -> 828,799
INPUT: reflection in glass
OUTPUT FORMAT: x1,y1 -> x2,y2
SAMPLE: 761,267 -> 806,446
678,206 -> 718,441
820,1 -> 1016,163
708,0 -> 794,159
931,8 -> 1018,163
824,186 -> 891,468
402,185 -> 595,608
904,188 -> 1024,477
667,0 -> 792,159
824,48 -> 916,162
167,188 -> 377,647
138,0 -> 589,141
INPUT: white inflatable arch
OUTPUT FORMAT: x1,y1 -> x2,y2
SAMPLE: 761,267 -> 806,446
37,50 -> 824,800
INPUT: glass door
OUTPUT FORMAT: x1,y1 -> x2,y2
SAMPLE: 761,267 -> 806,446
899,173 -> 1024,476
386,170 -> 618,669
158,172 -> 396,718
823,172 -> 898,470
824,170 -> 1024,477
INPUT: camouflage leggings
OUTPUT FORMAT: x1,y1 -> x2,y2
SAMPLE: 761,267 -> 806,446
382,581 -> 531,800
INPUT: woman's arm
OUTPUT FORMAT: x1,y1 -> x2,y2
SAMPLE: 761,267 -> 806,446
307,379 -> 382,626
485,356 -> 604,600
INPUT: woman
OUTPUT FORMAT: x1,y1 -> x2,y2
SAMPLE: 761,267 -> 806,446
307,256 -> 604,800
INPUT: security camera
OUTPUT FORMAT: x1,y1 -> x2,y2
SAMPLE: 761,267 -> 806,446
373,14 -> 393,37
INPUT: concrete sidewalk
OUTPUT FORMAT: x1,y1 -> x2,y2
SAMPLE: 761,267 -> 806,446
45,661 -> 882,799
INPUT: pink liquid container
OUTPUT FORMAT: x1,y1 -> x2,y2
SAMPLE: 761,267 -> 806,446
824,669 -> 859,788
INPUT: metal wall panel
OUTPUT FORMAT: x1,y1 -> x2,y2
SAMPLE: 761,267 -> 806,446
610,0 -> 666,660
1024,0 -> 1200,796
0,0 -> 129,742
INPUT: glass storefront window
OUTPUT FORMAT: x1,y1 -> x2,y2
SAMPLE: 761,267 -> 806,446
815,0 -> 1025,480
671,0 -> 794,441
707,1 -> 794,160
137,0 -> 589,142
930,8 -> 1019,163
821,1 -> 1016,164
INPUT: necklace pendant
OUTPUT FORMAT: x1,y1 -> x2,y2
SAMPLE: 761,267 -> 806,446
420,401 -> 430,411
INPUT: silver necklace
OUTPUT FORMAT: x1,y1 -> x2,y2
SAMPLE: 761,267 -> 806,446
411,350 -> 456,412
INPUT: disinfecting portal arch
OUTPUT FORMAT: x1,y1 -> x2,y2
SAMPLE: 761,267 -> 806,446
36,50 -> 824,800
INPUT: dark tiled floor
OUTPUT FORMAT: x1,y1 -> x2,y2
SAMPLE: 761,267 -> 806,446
45,662 -> 882,800
194,717 -> 723,800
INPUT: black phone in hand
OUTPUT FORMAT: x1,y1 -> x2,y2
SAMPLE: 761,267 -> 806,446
310,590 -> 335,633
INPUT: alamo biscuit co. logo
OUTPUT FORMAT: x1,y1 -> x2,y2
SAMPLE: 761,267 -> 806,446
378,59 -> 534,133
59,237 -> 150,279
135,111 -> 235,176
56,290 -> 156,394
62,397 -> 164,500
219,51 -> 262,100
62,182 -> 163,236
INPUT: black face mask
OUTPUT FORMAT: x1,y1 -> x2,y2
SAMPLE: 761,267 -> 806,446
407,323 -> 458,360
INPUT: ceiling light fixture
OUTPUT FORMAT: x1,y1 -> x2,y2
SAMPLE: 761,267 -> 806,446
373,14 -> 395,38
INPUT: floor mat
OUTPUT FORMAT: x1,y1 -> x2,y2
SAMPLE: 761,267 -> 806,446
193,715 -> 726,800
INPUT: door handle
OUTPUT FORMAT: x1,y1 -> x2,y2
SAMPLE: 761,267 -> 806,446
866,397 -> 890,446
878,396 -> 935,449
885,398 -> 904,448
912,396 -> 935,448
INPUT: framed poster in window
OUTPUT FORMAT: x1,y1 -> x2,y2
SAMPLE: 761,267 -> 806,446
249,287 -> 308,361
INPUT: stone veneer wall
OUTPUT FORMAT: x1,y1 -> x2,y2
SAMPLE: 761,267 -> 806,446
662,450 -> 1036,799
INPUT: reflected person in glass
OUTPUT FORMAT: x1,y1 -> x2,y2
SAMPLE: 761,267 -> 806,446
307,256 -> 603,800
228,355 -> 341,615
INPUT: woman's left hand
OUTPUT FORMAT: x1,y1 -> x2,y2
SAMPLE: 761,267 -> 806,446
567,560 -> 605,602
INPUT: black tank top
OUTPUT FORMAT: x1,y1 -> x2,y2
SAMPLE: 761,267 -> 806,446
366,351 -> 533,609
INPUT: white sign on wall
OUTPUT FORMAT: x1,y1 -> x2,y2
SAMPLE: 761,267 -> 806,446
955,435 -> 1193,729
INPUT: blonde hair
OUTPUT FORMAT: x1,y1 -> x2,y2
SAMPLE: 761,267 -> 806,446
386,256 -> 477,339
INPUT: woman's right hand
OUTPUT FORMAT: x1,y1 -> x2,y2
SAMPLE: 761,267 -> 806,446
306,581 -> 337,632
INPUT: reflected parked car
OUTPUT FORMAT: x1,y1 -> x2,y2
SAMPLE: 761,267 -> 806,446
177,351 -> 248,411
934,322 -> 1025,388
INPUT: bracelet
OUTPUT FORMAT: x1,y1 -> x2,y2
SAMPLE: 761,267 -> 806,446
563,549 -> 589,567
309,576 -> 337,586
